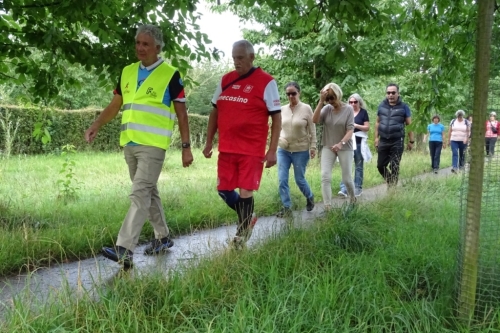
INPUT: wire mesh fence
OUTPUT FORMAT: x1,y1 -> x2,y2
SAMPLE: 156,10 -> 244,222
454,0 -> 498,321
456,60 -> 500,320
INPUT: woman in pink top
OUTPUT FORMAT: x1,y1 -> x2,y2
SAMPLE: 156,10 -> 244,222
485,111 -> 499,158
448,109 -> 470,173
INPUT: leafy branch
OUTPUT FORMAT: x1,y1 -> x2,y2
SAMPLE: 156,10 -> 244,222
5,1 -> 63,9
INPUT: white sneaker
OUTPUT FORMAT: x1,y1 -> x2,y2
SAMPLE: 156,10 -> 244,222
337,190 -> 347,198
354,189 -> 362,197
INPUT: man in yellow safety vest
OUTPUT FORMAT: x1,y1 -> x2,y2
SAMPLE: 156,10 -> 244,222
85,24 -> 193,268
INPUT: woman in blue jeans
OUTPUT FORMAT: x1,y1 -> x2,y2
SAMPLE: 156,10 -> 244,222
276,82 -> 317,217
448,110 -> 470,173
339,93 -> 370,197
426,115 -> 446,173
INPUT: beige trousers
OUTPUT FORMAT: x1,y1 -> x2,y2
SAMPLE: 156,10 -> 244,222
320,147 -> 355,206
116,145 -> 169,251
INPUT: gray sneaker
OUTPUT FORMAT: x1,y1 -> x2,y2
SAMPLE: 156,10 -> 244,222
354,188 -> 362,197
276,207 -> 292,218
228,236 -> 246,250
337,190 -> 347,198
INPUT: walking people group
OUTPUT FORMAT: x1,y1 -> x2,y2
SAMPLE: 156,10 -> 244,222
88,23 -> 465,268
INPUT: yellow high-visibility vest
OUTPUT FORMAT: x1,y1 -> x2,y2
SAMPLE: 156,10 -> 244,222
119,61 -> 177,150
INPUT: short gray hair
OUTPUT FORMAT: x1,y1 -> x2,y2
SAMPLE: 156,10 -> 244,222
232,40 -> 255,55
455,109 -> 465,117
348,93 -> 366,109
135,24 -> 164,51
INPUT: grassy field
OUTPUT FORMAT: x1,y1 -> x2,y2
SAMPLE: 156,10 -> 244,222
5,175 -> 500,332
0,148 -> 452,276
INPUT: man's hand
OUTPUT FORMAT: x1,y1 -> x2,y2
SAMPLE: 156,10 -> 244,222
374,138 -> 379,149
406,142 -> 414,151
85,124 -> 100,143
182,149 -> 194,167
263,150 -> 277,168
84,94 -> 122,143
202,143 -> 213,158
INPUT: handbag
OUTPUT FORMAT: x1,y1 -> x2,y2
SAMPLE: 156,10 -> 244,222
490,121 -> 498,134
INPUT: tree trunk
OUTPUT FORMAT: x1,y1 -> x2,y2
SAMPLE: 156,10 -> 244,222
456,0 -> 495,321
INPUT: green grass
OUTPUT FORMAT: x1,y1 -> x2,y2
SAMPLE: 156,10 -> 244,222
0,148 -> 451,275
5,176 -> 500,332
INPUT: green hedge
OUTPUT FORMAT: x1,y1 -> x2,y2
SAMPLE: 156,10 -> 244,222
0,105 -> 211,155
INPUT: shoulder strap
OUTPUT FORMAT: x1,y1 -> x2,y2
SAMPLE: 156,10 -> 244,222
451,119 -> 455,127
222,67 -> 257,92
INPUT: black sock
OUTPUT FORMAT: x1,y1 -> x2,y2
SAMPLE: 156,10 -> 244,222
235,196 -> 254,236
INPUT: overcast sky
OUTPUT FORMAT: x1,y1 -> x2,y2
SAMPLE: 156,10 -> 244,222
197,2 -> 244,59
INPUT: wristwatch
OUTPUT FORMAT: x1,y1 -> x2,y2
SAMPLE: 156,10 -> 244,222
181,142 -> 191,149
409,141 -> 415,144
341,141 -> 346,145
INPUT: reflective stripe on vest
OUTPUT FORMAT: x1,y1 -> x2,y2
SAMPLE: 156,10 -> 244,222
119,61 -> 177,149
121,123 -> 173,137
122,103 -> 177,120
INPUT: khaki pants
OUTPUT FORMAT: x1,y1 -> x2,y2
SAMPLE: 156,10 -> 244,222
116,145 -> 169,251
320,147 -> 355,206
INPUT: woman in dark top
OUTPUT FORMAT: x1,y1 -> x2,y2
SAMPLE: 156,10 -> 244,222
339,93 -> 370,197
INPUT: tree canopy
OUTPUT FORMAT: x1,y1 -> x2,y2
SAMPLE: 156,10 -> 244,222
209,0 -> 485,131
2,0 -> 500,132
0,0 -> 213,102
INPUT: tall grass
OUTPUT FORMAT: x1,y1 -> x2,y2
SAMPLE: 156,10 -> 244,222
5,176 -> 499,332
0,149 -> 451,275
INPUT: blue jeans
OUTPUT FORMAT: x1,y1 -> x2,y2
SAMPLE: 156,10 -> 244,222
277,148 -> 313,208
340,144 -> 363,192
451,141 -> 467,168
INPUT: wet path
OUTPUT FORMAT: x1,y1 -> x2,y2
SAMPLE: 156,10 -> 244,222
0,167 -> 454,313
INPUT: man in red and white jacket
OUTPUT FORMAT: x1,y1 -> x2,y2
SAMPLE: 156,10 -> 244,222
203,40 -> 281,249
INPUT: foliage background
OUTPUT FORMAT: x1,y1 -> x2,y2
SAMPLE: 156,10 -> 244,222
0,106 -> 212,155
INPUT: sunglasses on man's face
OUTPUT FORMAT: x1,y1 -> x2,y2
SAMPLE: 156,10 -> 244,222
386,91 -> 397,95
349,100 -> 358,104
286,92 -> 298,97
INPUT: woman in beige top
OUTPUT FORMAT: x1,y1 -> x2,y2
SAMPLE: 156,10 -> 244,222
276,82 -> 317,217
313,82 -> 356,208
